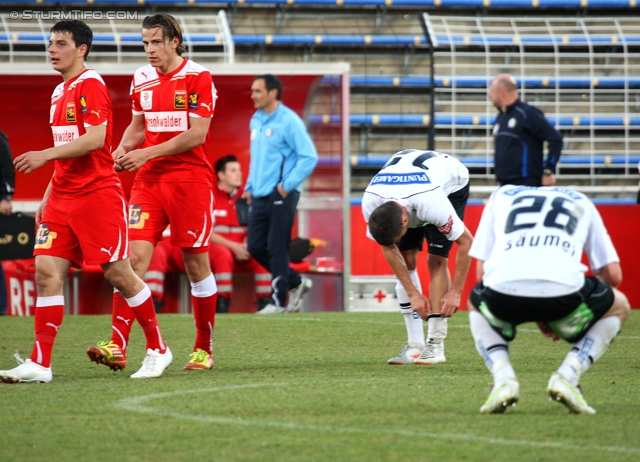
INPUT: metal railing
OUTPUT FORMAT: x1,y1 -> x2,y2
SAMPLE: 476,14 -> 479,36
421,14 -> 640,183
0,10 -> 234,63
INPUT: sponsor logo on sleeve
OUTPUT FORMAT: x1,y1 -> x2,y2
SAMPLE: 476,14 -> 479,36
50,105 -> 56,124
66,102 -> 76,122
189,92 -> 199,110
438,215 -> 454,235
34,224 -> 57,250
128,205 -> 150,230
80,95 -> 87,114
141,91 -> 153,110
174,90 -> 187,109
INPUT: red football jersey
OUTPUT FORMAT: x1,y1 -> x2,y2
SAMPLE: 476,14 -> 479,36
49,69 -> 118,195
130,59 -> 216,185
212,184 -> 246,243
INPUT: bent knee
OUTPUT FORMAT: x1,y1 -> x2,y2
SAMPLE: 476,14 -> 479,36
608,288 -> 631,324
427,253 -> 448,269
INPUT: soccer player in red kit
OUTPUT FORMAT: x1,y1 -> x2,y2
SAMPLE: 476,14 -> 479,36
0,20 -> 171,383
87,13 -> 218,371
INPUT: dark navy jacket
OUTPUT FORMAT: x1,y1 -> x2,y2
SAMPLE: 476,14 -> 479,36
492,99 -> 563,186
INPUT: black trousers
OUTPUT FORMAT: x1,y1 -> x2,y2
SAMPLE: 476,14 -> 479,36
247,188 -> 301,308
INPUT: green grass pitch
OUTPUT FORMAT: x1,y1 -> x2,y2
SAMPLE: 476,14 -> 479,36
1,311 -> 639,461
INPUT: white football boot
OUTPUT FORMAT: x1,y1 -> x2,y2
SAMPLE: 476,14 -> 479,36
547,372 -> 596,414
480,378 -> 520,414
387,342 -> 425,365
0,357 -> 52,384
131,347 -> 173,379
414,342 -> 446,365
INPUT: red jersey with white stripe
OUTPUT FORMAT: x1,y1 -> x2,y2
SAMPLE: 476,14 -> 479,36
212,184 -> 246,243
49,68 -> 118,195
130,58 -> 216,185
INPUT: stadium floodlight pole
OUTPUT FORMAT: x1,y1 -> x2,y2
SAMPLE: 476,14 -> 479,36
420,13 -> 437,152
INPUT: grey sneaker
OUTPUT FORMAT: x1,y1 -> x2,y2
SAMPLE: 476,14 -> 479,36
547,372 -> 596,414
286,277 -> 313,313
387,342 -> 425,365
480,378 -> 520,414
414,342 -> 446,365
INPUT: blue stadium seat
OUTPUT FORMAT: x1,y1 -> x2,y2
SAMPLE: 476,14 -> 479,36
322,75 -> 640,88
6,0 -> 639,7
350,154 -> 640,167
233,34 -> 427,46
310,114 -> 640,127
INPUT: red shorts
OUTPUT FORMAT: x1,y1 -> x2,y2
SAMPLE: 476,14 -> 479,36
128,180 -> 213,251
34,187 -> 129,268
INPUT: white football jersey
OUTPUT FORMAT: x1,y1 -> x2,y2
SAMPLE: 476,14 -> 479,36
362,150 -> 469,242
469,185 -> 619,296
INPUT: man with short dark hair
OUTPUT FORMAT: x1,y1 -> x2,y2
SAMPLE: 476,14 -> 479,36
362,149 -> 473,365
209,155 -> 272,313
244,74 -> 318,314
1,20 -> 170,382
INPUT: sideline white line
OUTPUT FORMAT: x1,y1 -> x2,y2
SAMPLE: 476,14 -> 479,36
113,378 -> 640,455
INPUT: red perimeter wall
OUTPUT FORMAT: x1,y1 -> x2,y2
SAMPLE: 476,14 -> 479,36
350,203 -> 640,309
0,73 -> 319,200
1,74 -> 637,310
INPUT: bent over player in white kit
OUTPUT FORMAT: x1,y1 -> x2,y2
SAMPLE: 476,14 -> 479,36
468,185 -> 630,414
362,149 -> 474,365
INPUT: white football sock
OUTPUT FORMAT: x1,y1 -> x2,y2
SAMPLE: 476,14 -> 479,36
427,314 -> 447,344
469,311 -> 515,386
396,270 -> 424,345
557,316 -> 621,386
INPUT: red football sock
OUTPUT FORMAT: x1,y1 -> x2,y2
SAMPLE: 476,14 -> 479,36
30,296 -> 64,368
111,291 -> 135,351
127,285 -> 166,353
192,293 -> 217,354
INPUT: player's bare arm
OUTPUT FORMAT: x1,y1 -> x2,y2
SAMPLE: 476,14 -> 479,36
594,262 -> 622,288
14,124 -> 106,175
119,116 -> 211,172
440,226 -> 473,317
381,243 -> 431,320
210,232 -> 251,260
114,114 -> 145,157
